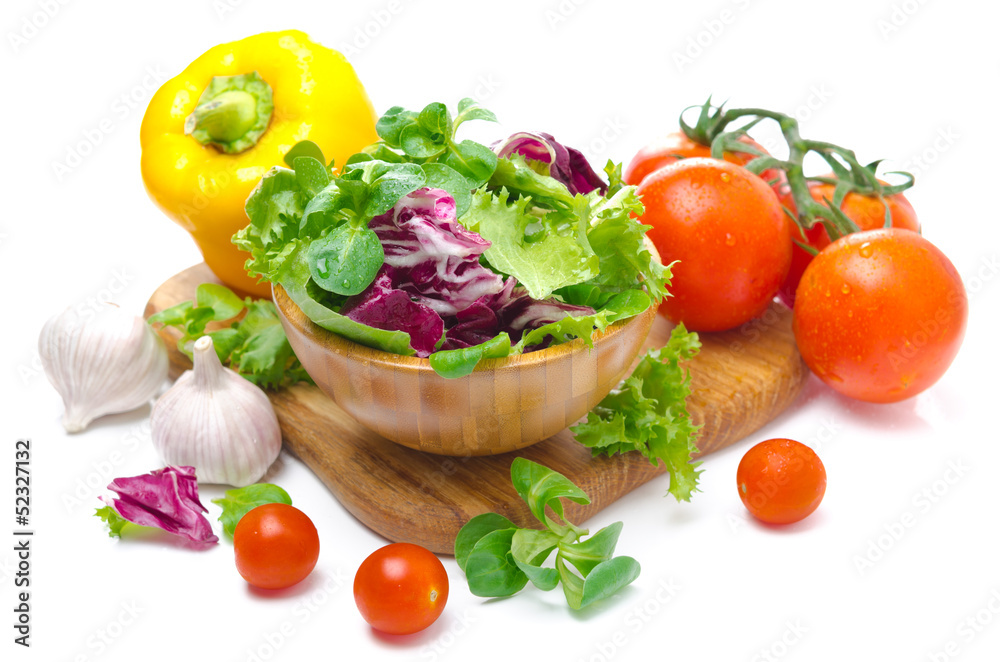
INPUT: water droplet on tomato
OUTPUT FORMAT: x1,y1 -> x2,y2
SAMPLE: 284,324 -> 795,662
841,283 -> 851,294
725,233 -> 736,246
720,172 -> 731,183
859,242 -> 874,258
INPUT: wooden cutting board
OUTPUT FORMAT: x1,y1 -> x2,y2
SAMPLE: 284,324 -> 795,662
146,263 -> 808,554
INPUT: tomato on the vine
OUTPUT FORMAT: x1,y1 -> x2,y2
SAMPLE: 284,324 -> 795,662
793,228 -> 967,403
354,542 -> 448,636
624,131 -> 766,186
778,180 -> 920,308
737,438 -> 826,525
636,157 -> 791,332
233,503 -> 320,590
625,131 -> 786,199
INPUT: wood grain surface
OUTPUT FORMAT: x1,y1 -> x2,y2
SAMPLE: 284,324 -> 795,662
146,263 -> 808,554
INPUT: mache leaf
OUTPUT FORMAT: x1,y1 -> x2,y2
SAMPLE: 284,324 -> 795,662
464,528 -> 528,598
510,457 -> 590,530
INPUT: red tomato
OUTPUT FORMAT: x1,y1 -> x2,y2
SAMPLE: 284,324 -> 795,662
737,438 -> 827,525
625,131 -> 786,199
234,503 -> 320,590
778,180 -> 920,308
637,158 -> 792,332
624,131 -> 758,186
793,229 -> 967,403
354,542 -> 449,635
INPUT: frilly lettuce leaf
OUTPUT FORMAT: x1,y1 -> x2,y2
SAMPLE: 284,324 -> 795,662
459,188 -> 599,300
584,186 -> 671,305
211,483 -> 292,538
571,325 -> 703,502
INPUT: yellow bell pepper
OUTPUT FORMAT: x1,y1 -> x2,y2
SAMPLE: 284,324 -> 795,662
140,30 -> 379,298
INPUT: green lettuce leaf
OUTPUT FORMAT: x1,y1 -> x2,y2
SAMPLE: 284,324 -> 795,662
585,186 -> 671,305
95,506 -> 130,538
459,188 -> 599,300
571,324 -> 703,502
147,282 -> 311,389
233,167 -> 309,282
211,483 -> 292,538
487,153 -> 576,210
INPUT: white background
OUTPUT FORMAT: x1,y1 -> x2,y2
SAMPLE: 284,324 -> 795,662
3,0 -> 1000,660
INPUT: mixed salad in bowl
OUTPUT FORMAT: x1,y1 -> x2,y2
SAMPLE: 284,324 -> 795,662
234,99 -> 670,378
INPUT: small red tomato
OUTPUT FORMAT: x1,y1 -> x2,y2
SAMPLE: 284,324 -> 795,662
354,542 -> 449,635
793,229 -> 967,403
737,438 -> 827,525
637,158 -> 791,332
233,503 -> 320,590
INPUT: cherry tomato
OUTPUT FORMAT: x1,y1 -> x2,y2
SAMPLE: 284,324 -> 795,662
737,438 -> 826,525
793,229 -> 967,403
354,542 -> 449,635
778,180 -> 919,308
233,503 -> 320,590
637,158 -> 792,332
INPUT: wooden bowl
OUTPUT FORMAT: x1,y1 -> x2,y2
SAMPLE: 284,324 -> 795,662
273,285 -> 657,456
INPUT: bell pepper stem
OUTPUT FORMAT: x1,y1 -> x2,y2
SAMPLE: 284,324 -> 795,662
185,72 -> 274,154
185,90 -> 258,143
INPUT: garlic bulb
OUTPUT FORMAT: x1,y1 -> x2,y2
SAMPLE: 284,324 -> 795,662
151,336 -> 281,487
39,302 -> 168,433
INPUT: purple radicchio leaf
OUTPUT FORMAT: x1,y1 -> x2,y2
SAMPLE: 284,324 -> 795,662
369,187 -> 504,316
340,266 -> 445,358
493,131 -> 608,196
102,466 -> 218,544
442,277 -> 596,350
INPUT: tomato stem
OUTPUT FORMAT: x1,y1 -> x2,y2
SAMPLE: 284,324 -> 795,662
681,99 -> 915,242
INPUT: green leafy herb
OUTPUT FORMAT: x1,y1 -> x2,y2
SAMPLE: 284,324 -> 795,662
95,505 -> 130,538
307,224 -> 384,296
428,333 -> 511,379
147,282 -> 311,388
283,139 -> 329,169
572,324 -> 704,502
374,98 -> 499,186
455,458 -> 640,610
211,483 -> 292,538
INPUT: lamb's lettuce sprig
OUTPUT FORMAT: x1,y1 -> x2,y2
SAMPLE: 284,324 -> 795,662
455,458 -> 641,610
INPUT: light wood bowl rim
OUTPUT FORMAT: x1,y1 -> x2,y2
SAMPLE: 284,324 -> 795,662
273,284 -> 658,376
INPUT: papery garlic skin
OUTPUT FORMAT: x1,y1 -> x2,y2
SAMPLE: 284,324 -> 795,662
151,336 -> 282,487
39,303 -> 168,433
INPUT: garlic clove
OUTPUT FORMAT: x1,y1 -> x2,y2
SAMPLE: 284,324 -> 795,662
39,302 -> 168,433
151,335 -> 282,487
